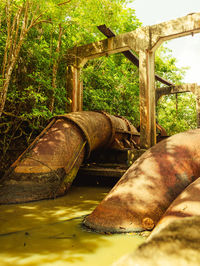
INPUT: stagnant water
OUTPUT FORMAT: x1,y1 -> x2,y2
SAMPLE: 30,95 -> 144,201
0,186 -> 145,266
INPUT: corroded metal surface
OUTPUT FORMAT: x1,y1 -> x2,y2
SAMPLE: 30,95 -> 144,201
0,111 -> 138,204
83,129 -> 200,233
55,111 -> 113,157
55,111 -> 139,154
0,118 -> 86,204
149,177 -> 200,238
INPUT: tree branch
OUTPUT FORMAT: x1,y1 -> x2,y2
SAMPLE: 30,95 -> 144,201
2,0 -> 11,78
49,24 -> 63,112
12,7 -> 23,58
58,1 -> 71,6
7,7 -> 23,66
27,19 -> 52,32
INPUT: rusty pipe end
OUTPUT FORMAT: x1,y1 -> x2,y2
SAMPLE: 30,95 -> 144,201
83,198 -> 155,233
0,167 -> 68,204
0,118 -> 86,204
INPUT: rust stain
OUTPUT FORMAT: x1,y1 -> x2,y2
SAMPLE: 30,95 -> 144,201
84,129 -> 200,233
149,176 -> 200,238
0,111 -> 138,204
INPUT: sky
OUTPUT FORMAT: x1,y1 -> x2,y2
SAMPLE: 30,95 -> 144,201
128,0 -> 200,85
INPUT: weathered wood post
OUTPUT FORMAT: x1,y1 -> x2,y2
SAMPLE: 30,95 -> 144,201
139,49 -> 156,148
66,64 -> 83,112
65,49 -> 87,112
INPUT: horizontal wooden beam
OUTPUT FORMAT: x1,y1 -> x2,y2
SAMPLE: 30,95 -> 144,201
150,12 -> 200,50
97,24 -> 173,86
156,83 -> 198,102
67,12 -> 200,64
66,26 -> 148,66
97,25 -> 139,66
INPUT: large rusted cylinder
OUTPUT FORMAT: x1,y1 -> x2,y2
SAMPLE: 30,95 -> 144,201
0,111 -> 138,204
84,129 -> 200,233
149,176 -> 200,238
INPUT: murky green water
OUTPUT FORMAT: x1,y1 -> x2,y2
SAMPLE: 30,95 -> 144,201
0,186 -> 145,265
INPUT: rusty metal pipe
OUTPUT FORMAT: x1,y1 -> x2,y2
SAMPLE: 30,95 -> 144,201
0,111 -> 138,204
148,176 -> 200,239
83,129 -> 200,233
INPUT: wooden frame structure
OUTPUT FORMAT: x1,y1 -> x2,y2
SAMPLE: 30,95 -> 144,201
156,83 -> 200,128
66,12 -> 200,148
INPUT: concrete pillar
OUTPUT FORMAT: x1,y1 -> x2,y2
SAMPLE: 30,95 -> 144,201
139,50 -> 156,149
66,65 -> 83,112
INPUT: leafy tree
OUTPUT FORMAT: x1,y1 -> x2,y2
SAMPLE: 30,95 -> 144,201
0,0 -> 54,117
157,93 -> 197,135
82,54 -> 140,126
0,0 -> 142,174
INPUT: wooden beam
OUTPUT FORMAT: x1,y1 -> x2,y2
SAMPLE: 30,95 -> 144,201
150,13 -> 200,50
97,25 -> 139,66
66,26 -> 148,65
156,83 -> 197,102
67,13 -> 200,63
97,24 -> 173,86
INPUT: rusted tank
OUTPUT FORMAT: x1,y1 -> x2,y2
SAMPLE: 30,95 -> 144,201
149,176 -> 200,238
83,129 -> 200,233
0,111 -> 138,204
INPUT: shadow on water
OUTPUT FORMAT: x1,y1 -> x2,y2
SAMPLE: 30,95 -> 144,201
0,186 -> 144,265
0,186 -> 107,263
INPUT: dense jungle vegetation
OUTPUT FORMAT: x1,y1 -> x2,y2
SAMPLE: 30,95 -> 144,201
0,0 -> 197,174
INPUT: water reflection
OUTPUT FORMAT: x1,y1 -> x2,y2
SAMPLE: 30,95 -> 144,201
0,186 -> 144,265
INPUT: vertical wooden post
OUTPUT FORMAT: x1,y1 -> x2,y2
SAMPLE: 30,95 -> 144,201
77,76 -> 83,111
66,65 -> 83,112
139,50 -> 156,149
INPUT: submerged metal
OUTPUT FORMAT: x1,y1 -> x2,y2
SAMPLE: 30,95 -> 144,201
0,111 -> 138,204
84,129 -> 200,233
149,176 -> 200,238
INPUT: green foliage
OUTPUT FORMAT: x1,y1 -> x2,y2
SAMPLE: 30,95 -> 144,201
0,0 -> 142,172
155,45 -> 196,135
157,93 -> 197,135
82,54 -> 140,125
